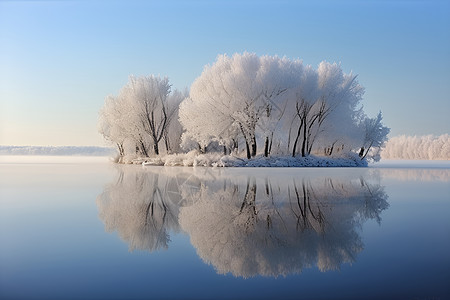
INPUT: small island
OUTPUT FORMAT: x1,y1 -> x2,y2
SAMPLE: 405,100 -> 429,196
99,53 -> 389,167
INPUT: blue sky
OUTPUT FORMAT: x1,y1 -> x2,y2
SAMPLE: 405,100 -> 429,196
1,0 -> 449,146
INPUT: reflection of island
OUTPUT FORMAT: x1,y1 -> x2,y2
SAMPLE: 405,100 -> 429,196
179,174 -> 389,277
97,167 -> 389,277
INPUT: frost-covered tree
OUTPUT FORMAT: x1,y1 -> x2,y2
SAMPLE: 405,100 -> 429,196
163,89 -> 187,154
287,62 -> 365,157
180,53 -> 376,159
358,111 -> 390,161
179,94 -> 237,154
179,53 -> 300,159
99,75 -> 184,160
124,76 -> 173,156
100,53 -> 389,163
98,95 -> 129,158
381,134 -> 450,160
257,56 -> 301,156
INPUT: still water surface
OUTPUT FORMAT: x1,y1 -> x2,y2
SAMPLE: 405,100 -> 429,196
1,157 -> 449,299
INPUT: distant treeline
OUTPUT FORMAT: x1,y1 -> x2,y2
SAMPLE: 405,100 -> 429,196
381,134 -> 449,160
0,146 -> 115,156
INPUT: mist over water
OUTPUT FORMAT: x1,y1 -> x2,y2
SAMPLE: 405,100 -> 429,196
1,158 -> 449,299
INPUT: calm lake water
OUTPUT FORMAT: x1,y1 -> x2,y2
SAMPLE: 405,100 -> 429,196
1,157 -> 449,300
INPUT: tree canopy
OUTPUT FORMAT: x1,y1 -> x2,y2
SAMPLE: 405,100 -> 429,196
99,53 -> 390,163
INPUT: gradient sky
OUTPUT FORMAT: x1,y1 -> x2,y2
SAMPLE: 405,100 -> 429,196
1,0 -> 449,146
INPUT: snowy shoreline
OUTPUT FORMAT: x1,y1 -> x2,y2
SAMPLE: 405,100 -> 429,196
134,152 -> 368,168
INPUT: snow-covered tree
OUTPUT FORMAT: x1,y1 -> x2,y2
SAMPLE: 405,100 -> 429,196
179,53 -> 301,159
98,75 -> 184,160
257,56 -> 302,156
100,53 -> 389,164
180,53 -> 376,159
163,88 -> 187,154
123,75 -> 173,156
381,134 -> 450,160
358,111 -> 390,161
287,62 -> 365,157
98,95 -> 129,158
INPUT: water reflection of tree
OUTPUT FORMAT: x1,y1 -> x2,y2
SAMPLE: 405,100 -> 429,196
179,175 -> 389,278
96,167 -> 184,252
96,168 -> 388,278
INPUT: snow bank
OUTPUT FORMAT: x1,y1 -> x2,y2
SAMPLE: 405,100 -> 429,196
0,145 -> 115,156
139,151 -> 367,168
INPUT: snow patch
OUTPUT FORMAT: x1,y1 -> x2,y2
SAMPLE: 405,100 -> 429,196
138,151 -> 367,168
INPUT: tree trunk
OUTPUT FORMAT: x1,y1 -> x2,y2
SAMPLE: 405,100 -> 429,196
264,137 -> 269,157
245,140 -> 251,159
240,124 -> 252,159
153,142 -> 159,156
197,143 -> 207,154
268,133 -> 273,155
251,135 -> 257,157
164,131 -> 170,154
232,139 -> 238,153
292,122 -> 303,157
139,140 -> 148,157
263,135 -> 273,157
359,147 -> 364,158
292,139 -> 298,157
361,141 -> 373,160
116,143 -> 124,156
328,141 -> 337,156
301,119 -> 307,157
